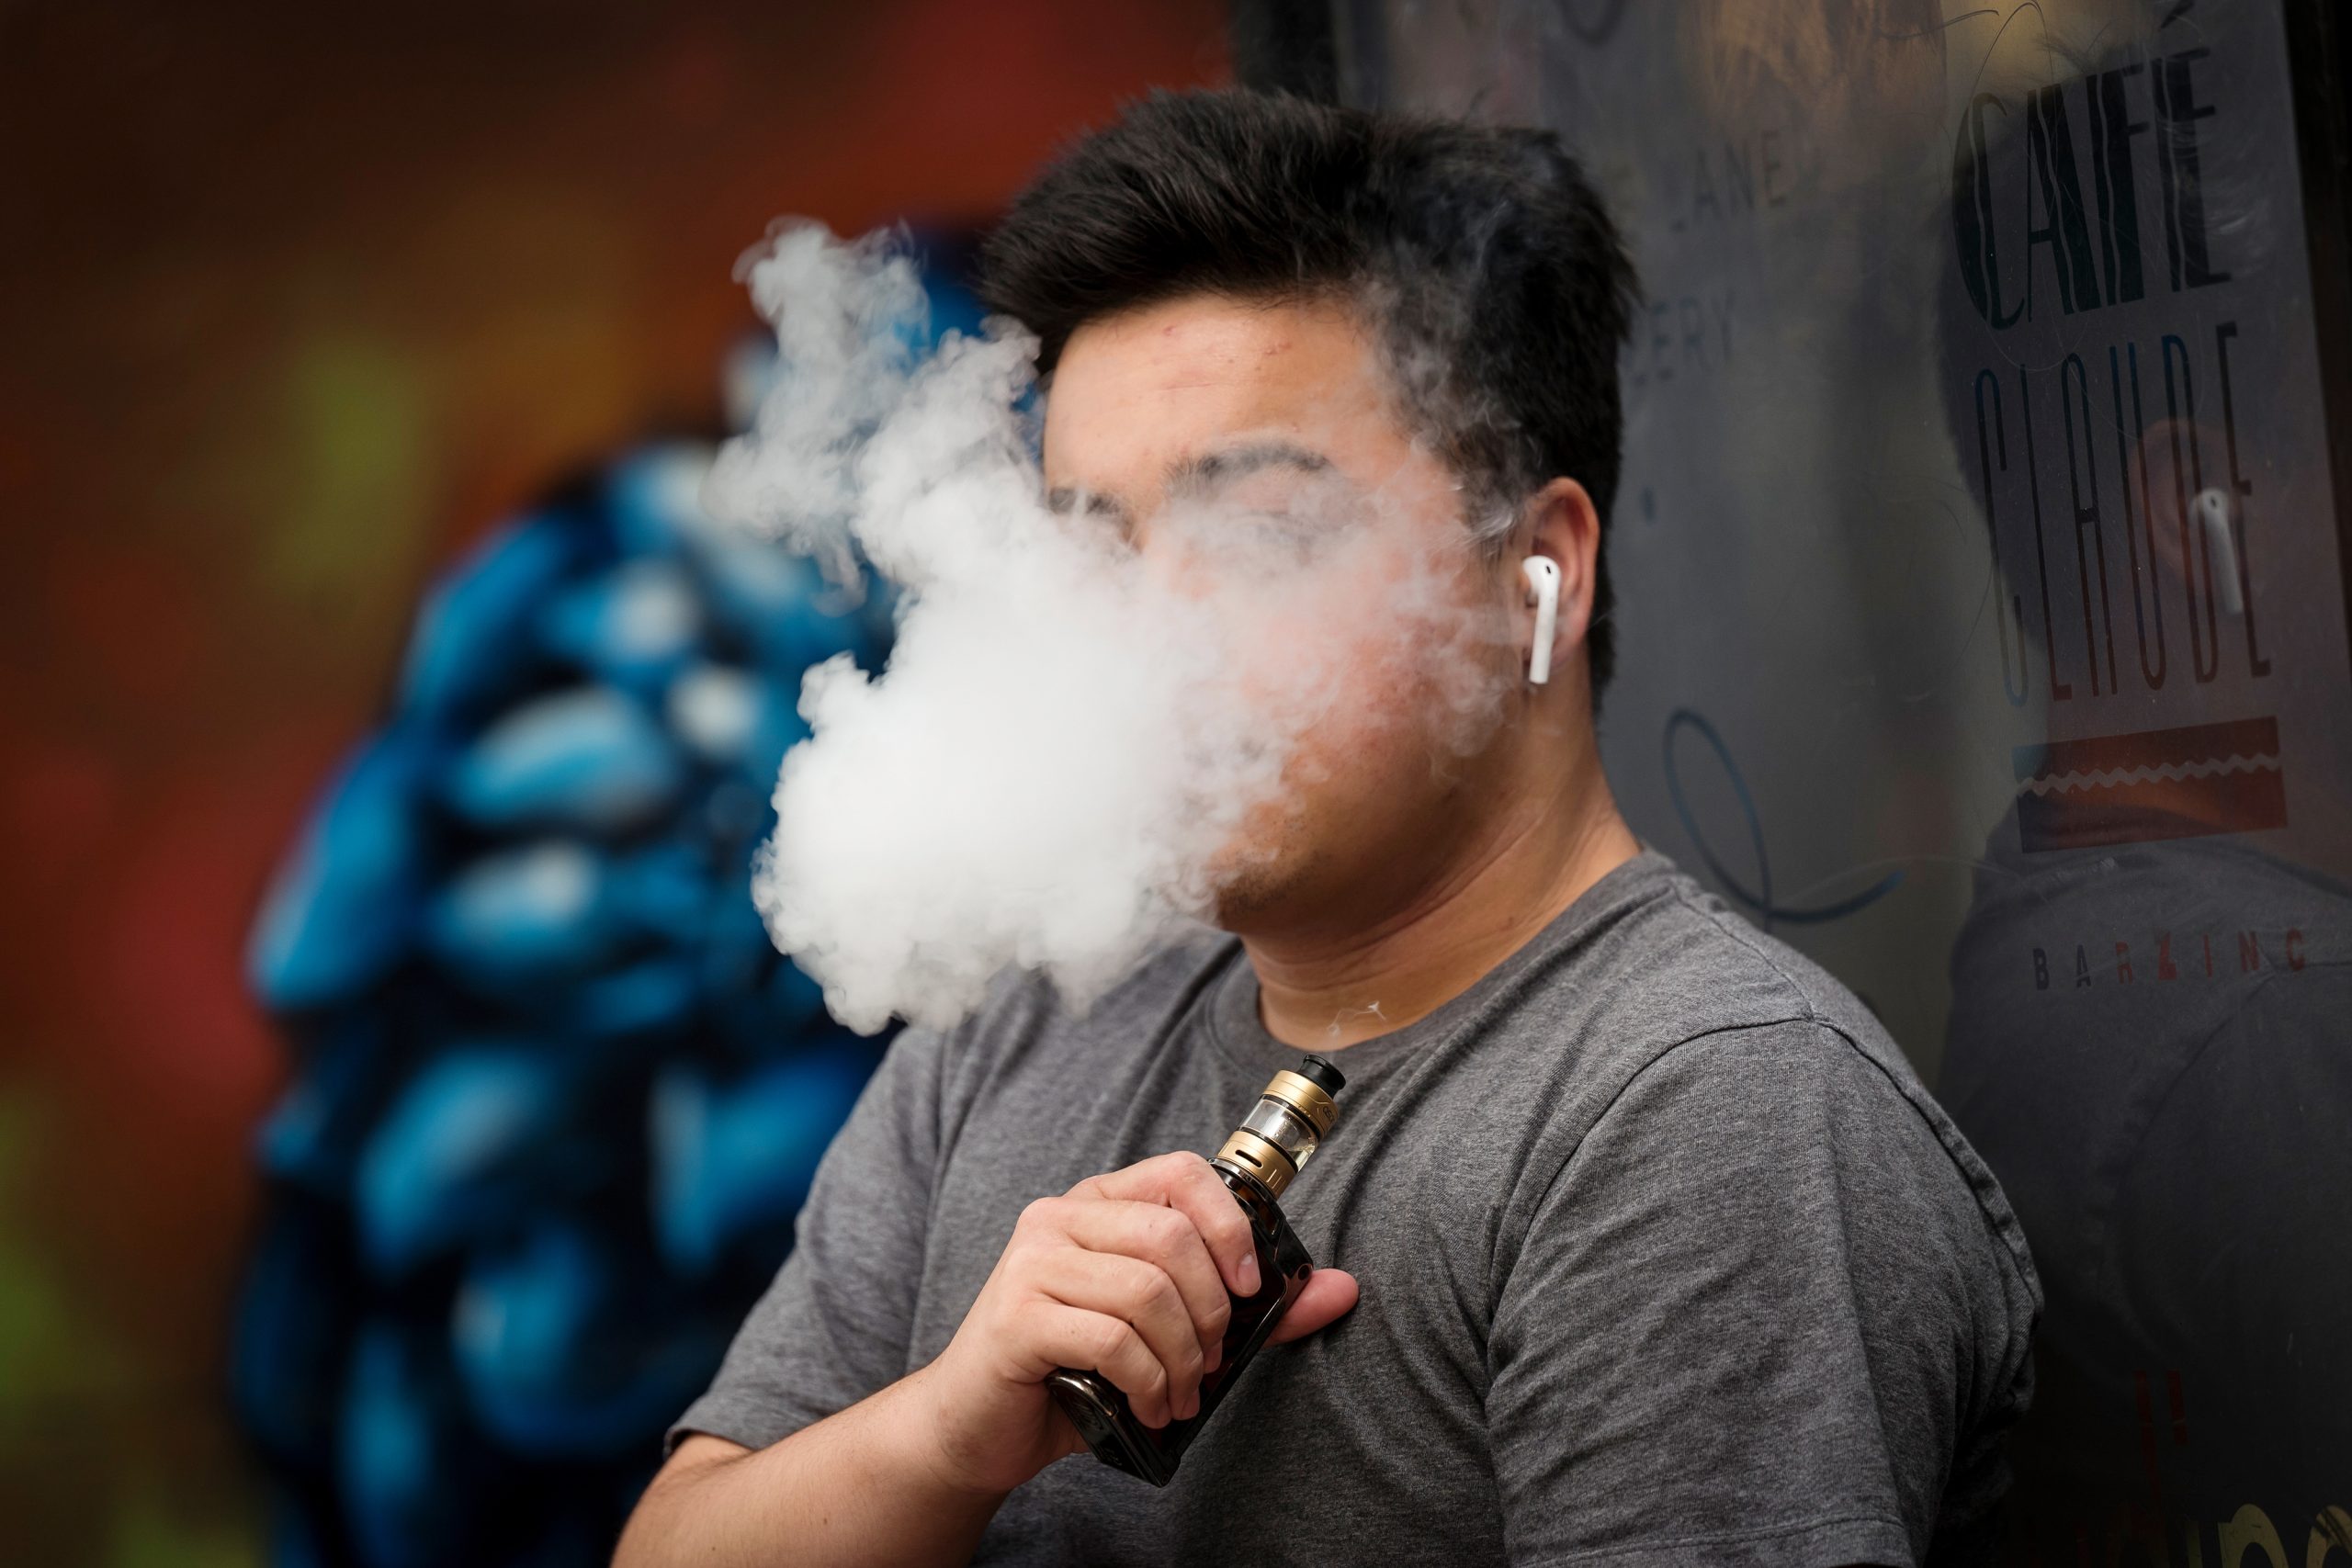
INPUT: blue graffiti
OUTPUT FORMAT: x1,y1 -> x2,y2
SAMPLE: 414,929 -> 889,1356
1660,707 -> 1905,931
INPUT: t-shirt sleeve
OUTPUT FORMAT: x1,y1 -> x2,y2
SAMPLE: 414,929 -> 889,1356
1486,1018 -> 1991,1568
662,1021 -> 949,1458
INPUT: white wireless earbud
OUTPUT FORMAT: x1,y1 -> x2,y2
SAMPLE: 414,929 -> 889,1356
2195,488 -> 2245,616
1521,557 -> 1561,686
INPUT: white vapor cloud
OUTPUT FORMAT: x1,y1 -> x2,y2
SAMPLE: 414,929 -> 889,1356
704,220 -> 1500,1034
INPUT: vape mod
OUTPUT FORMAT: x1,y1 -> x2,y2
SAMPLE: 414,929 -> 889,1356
1044,1054 -> 1346,1486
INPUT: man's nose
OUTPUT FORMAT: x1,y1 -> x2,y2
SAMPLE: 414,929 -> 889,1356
1128,510 -> 1224,600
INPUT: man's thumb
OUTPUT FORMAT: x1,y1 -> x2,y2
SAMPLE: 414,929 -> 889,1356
1264,1268 -> 1359,1345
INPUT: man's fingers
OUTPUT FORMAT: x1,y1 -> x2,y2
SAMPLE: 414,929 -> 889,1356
1264,1268 -> 1359,1346
1048,1200 -> 1232,1357
1076,1152 -> 1261,1298
1026,1247 -> 1208,1421
1020,1301 -> 1177,1427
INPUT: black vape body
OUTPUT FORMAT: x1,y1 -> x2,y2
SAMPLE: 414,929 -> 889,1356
1043,1158 -> 1316,1486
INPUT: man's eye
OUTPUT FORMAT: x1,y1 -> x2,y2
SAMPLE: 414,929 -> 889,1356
1232,511 -> 1333,565
1046,492 -> 1136,545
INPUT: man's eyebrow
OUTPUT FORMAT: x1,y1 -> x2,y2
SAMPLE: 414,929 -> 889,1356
1162,440 -> 1332,497
1046,486 -> 1131,520
1044,441 -> 1333,521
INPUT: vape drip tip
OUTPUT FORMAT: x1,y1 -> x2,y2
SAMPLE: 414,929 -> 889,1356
1215,1054 -> 1346,1201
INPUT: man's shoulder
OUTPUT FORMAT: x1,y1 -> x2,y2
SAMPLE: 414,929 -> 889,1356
1551,854 -> 2041,1303
1505,853 -> 2017,1212
1544,852 -> 1900,1073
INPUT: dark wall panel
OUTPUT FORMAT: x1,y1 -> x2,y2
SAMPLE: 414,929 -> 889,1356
1340,0 -> 2351,1554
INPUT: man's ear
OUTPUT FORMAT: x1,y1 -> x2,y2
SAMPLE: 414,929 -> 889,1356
2129,415 -> 2246,615
1518,477 -> 1602,679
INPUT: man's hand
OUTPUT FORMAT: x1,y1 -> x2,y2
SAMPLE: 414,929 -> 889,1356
616,1149 -> 1360,1568
916,1149 -> 1360,1495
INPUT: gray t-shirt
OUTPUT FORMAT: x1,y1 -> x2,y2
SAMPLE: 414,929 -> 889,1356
667,846 -> 2041,1566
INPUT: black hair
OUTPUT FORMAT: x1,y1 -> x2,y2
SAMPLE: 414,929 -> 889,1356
977,86 -> 1639,698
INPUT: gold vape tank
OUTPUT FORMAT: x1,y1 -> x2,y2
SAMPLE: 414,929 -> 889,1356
1043,1054 -> 1345,1485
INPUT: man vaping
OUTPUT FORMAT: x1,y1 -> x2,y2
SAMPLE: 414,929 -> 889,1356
617,88 -> 2039,1567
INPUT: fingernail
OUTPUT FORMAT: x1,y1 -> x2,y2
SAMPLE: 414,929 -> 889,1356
1239,1253 -> 1261,1294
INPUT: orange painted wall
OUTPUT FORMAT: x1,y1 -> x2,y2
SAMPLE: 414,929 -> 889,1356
0,4 -> 1228,1557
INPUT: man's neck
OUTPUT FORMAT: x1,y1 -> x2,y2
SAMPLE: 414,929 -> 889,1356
1241,753 -> 1641,1050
